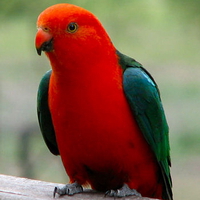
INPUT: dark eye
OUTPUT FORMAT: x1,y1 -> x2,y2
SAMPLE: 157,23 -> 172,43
67,22 -> 78,33
42,27 -> 50,32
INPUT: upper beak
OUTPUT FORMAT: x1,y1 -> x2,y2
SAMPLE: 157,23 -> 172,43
35,28 -> 53,56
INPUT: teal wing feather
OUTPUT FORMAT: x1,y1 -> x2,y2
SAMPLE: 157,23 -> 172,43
117,51 -> 172,200
37,70 -> 59,155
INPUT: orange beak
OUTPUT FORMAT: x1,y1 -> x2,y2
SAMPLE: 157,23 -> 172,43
35,28 -> 53,55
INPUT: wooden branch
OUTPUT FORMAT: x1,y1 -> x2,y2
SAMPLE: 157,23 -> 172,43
0,174 -> 159,200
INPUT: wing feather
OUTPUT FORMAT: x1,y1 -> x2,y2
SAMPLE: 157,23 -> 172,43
37,70 -> 59,155
117,50 -> 172,200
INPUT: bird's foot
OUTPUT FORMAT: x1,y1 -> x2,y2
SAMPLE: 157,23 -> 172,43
105,184 -> 142,198
53,181 -> 83,197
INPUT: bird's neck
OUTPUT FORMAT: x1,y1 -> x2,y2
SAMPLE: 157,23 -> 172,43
46,43 -> 122,88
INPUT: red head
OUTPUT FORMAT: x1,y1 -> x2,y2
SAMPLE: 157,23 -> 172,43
35,3 -> 114,71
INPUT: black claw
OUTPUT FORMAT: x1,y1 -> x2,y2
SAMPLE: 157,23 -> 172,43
105,189 -> 114,197
53,182 -> 83,197
53,187 -> 57,198
105,184 -> 141,198
104,190 -> 109,197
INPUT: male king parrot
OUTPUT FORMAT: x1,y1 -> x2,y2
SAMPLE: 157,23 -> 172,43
35,3 -> 172,200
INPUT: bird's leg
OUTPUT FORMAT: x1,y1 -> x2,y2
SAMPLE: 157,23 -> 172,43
105,184 -> 142,197
53,181 -> 83,197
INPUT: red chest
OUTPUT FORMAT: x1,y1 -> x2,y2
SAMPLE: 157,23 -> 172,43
49,70 -> 153,169
48,60 -> 159,195
49,70 -> 141,158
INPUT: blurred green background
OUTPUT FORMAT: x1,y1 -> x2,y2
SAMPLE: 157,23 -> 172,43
0,0 -> 199,199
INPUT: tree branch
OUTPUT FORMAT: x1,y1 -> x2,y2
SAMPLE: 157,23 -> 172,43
0,174 -> 159,200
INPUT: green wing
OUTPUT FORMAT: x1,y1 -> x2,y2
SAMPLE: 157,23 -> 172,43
37,70 -> 59,155
117,51 -> 172,200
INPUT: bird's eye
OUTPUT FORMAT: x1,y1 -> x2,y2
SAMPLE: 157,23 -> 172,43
42,27 -> 50,32
67,22 -> 78,33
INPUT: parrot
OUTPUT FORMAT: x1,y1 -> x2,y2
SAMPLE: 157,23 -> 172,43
35,3 -> 172,200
